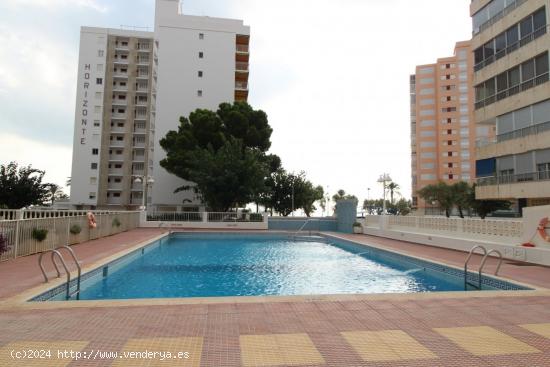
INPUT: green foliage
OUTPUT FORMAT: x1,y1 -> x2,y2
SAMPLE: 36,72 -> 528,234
112,217 -> 121,228
32,228 -> 48,242
417,182 -> 455,218
387,182 -> 401,204
363,198 -> 411,216
0,162 -> 51,209
69,224 -> 82,235
468,184 -> 511,219
353,222 -> 363,228
45,184 -> 68,206
332,189 -> 358,203
261,170 -> 324,217
159,102 -> 278,211
0,233 -> 11,255
418,181 -> 511,219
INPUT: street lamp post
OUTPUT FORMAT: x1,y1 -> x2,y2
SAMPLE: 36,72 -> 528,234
377,173 -> 392,215
133,175 -> 154,211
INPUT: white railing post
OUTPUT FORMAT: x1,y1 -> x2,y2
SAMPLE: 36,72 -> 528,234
13,210 -> 23,259
203,212 -> 208,223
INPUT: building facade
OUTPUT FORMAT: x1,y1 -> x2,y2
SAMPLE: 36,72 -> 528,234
70,0 -> 249,210
70,27 -> 157,209
411,42 -> 477,214
471,0 -> 550,211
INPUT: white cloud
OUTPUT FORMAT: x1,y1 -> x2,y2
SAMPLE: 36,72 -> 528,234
4,0 -> 108,13
0,133 -> 72,192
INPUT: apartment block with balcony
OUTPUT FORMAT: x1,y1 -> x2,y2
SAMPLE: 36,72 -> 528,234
411,41 -> 476,214
471,0 -> 550,210
70,27 -> 157,209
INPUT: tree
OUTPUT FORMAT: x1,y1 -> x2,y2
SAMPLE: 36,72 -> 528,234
387,182 -> 401,204
262,170 -> 324,217
468,184 -> 511,219
0,162 -> 51,209
451,181 -> 471,218
394,198 -> 412,216
160,102 -> 278,211
417,182 -> 455,218
45,184 -> 68,206
332,189 -> 358,202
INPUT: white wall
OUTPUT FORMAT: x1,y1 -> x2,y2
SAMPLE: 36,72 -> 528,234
70,28 -> 107,206
151,0 -> 250,209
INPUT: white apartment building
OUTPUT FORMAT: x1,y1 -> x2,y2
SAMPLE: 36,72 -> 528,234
70,0 -> 250,210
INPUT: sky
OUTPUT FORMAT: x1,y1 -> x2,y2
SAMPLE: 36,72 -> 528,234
0,0 -> 472,209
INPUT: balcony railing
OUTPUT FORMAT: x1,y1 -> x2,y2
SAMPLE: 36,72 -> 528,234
477,170 -> 550,186
236,44 -> 249,53
236,62 -> 248,72
474,0 -> 528,36
474,26 -> 548,72
109,140 -> 125,147
497,120 -> 550,143
475,72 -> 550,110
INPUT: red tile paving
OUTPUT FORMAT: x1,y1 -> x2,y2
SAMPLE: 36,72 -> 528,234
0,230 -> 550,366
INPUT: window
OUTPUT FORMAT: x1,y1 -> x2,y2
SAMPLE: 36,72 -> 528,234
420,141 -> 436,148
198,71 -> 203,77
96,78 -> 103,85
536,53 -> 549,75
94,120 -> 100,127
421,174 -> 436,180
420,131 -> 435,137
94,106 -> 101,113
90,177 -> 97,185
97,64 -> 103,72
447,152 -> 453,157
113,193 -> 121,197
197,90 -> 203,97
91,163 -> 98,170
534,8 -> 547,30
199,33 -> 204,39
522,59 -> 535,81
419,77 -> 434,84
89,192 -> 96,200
520,16 -> 534,38
92,148 -> 99,155
98,50 -> 104,57
199,52 -> 204,58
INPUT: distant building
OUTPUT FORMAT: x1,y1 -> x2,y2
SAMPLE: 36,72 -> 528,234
471,0 -> 550,212
70,0 -> 250,210
411,41 -> 477,214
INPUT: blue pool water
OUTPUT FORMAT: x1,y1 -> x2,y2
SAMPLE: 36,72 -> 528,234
40,234 -> 526,301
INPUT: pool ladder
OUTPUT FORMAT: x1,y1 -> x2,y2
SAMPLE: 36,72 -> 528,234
464,245 -> 503,291
38,246 -> 82,300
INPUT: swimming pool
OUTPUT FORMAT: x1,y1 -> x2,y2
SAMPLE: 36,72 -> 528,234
32,233 -> 529,301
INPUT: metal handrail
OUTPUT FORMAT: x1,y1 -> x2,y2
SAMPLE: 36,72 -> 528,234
464,245 -> 487,290
38,250 -> 72,300
56,246 -> 82,299
479,249 -> 504,276
290,219 -> 320,239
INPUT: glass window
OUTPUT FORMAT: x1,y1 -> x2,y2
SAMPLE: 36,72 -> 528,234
534,8 -> 547,30
508,66 -> 520,86
474,47 -> 484,64
497,72 -> 508,92
506,26 -> 519,45
520,16 -> 533,38
495,33 -> 506,54
536,53 -> 549,75
522,59 -> 535,81
483,40 -> 495,58
485,78 -> 495,97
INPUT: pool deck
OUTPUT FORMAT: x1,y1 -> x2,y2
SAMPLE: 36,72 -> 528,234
1,229 -> 550,366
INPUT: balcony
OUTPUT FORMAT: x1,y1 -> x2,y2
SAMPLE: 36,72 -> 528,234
133,141 -> 146,148
137,43 -> 151,52
135,99 -> 148,107
132,169 -> 145,176
110,125 -> 125,133
109,153 -> 124,162
236,44 -> 249,53
136,72 -> 149,79
131,197 -> 143,205
476,170 -> 550,200
476,125 -> 550,160
107,197 -> 123,205
109,139 -> 125,148
111,113 -> 127,119
236,62 -> 249,72
112,100 -> 127,107
235,81 -> 248,91
113,73 -> 128,79
108,168 -> 123,175
107,183 -> 123,190
137,58 -> 150,65
113,58 -> 129,65
113,86 -> 128,92
131,182 -> 144,191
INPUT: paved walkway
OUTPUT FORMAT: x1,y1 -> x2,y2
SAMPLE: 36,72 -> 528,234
1,230 -> 550,366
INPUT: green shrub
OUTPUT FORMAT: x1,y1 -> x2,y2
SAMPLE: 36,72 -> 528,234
69,224 -> 82,235
352,222 -> 363,228
32,228 -> 48,242
112,217 -> 121,228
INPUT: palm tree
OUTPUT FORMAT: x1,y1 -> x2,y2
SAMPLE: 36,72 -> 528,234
387,182 -> 400,204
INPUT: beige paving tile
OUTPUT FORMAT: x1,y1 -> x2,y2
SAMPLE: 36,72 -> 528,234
240,333 -> 324,366
0,340 -> 89,367
520,323 -> 550,339
434,326 -> 540,356
111,337 -> 203,367
341,330 -> 437,362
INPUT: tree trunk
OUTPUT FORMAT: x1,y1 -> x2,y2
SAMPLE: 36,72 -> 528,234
445,208 -> 450,218
458,206 -> 464,218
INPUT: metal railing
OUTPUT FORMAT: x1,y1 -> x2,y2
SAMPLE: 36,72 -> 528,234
475,72 -> 550,110
496,120 -> 550,142
474,0 -> 528,36
477,170 -> 550,186
146,211 -> 266,223
474,25 -> 547,72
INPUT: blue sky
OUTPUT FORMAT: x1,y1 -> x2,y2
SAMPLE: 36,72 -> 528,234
0,0 -> 472,207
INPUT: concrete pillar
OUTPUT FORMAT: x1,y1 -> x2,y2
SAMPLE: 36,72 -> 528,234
336,199 -> 358,233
